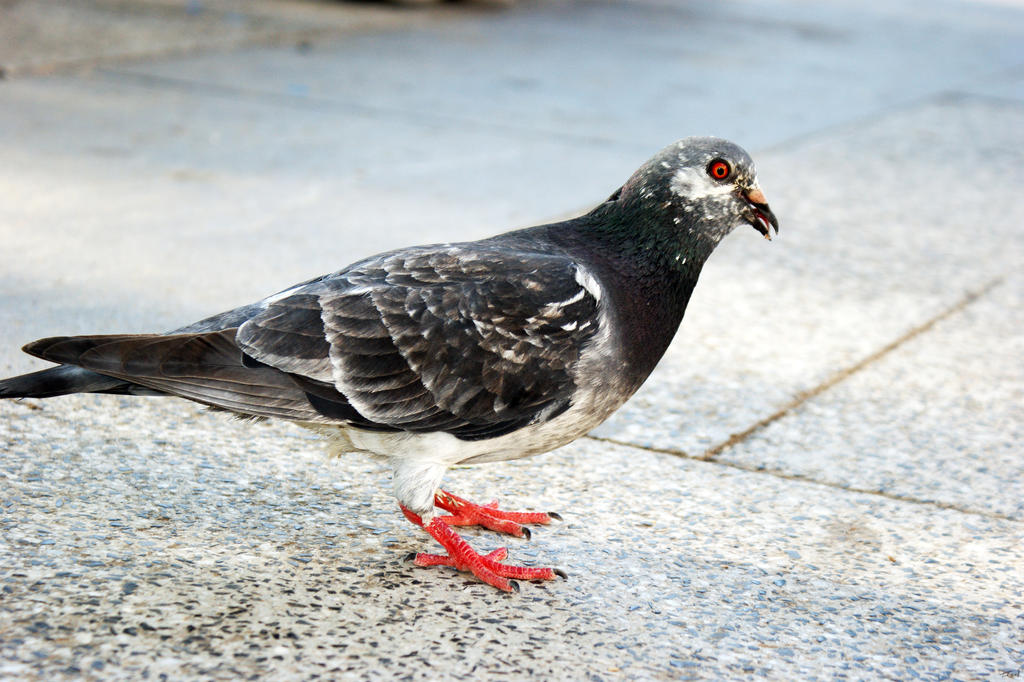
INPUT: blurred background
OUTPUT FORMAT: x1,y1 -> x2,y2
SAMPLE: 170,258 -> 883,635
2,0 -> 1021,368
1,1 -> 1022,680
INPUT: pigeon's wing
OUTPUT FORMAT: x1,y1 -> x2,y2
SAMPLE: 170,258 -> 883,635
237,245 -> 603,440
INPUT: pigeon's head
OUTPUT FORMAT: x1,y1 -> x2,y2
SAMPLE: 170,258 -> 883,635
619,137 -> 779,243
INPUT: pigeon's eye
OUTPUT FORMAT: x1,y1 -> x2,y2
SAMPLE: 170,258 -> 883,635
707,159 -> 731,181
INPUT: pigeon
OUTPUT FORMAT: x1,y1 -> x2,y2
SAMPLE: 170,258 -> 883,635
0,137 -> 778,591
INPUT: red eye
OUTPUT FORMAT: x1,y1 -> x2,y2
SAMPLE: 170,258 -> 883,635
708,160 -> 731,180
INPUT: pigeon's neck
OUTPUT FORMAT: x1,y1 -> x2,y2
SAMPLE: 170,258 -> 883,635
548,202 -> 715,388
581,198 -> 719,276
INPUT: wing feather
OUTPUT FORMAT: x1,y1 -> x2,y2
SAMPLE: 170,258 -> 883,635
238,244 -> 602,440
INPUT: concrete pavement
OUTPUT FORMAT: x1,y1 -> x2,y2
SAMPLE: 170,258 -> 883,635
1,0 -> 1022,679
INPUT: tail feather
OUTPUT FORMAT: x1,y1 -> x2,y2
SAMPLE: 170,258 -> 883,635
7,330 -> 324,422
0,363 -> 142,399
22,334 -> 161,367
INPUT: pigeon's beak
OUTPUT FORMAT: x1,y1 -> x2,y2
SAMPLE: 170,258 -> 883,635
743,187 -> 779,241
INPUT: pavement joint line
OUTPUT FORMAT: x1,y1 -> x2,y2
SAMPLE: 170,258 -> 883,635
698,275 -> 1006,462
0,7 -> 461,80
755,90 -> 1011,158
3,33 -> 327,79
94,67 -> 651,151
586,433 -> 1020,523
947,89 -> 1024,112
586,275 -> 1011,516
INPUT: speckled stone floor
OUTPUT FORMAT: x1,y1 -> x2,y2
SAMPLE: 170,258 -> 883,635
1,0 -> 1023,680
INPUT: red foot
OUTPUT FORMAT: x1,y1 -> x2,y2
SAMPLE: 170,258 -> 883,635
432,489 -> 561,539
401,493 -> 565,592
